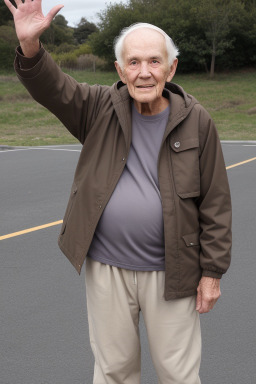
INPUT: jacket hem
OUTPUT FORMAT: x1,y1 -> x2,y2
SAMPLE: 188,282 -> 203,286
164,288 -> 197,301
58,238 -> 84,275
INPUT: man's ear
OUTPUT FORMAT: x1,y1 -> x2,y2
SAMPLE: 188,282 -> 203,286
115,61 -> 126,84
166,58 -> 178,82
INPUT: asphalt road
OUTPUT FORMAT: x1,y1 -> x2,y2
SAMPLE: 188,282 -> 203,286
1,142 -> 256,384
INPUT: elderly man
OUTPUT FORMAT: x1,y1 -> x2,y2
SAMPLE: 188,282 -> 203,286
5,1 -> 232,383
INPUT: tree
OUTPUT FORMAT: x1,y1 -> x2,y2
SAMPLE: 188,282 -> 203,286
0,1 -> 15,25
89,2 -> 137,67
41,14 -> 74,47
0,21 -> 18,69
53,14 -> 68,27
236,0 -> 256,66
74,18 -> 98,44
194,0 -> 244,77
89,0 -> 163,67
156,0 -> 210,72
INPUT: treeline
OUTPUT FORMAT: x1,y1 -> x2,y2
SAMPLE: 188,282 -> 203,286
90,0 -> 256,76
1,0 -> 256,75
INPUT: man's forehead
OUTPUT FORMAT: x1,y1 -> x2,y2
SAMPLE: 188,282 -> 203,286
124,27 -> 165,44
123,28 -> 167,57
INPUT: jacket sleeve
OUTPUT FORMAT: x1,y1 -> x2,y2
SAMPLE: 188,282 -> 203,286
14,47 -> 107,144
197,106 -> 232,279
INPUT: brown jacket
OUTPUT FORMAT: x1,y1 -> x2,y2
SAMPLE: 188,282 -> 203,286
15,48 -> 232,300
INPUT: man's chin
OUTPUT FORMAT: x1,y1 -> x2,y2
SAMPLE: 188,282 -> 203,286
133,93 -> 158,104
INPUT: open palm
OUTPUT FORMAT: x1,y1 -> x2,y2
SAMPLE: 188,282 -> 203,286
4,0 -> 63,43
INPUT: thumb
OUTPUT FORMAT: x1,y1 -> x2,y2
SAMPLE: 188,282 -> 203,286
46,4 -> 64,23
196,286 -> 202,311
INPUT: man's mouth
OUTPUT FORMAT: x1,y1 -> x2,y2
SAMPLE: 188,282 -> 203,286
136,85 -> 155,89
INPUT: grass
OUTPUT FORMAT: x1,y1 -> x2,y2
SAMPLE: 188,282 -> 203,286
176,70 -> 256,140
0,68 -> 256,146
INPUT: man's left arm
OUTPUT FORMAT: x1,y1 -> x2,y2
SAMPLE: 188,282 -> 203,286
196,107 -> 232,313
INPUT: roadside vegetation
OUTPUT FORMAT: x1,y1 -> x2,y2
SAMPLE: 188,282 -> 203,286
0,68 -> 255,147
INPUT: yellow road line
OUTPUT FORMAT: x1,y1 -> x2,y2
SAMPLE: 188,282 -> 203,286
1,156 -> 256,241
226,157 -> 256,170
0,220 -> 63,241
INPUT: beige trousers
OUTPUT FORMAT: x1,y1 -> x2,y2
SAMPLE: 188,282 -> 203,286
85,257 -> 201,384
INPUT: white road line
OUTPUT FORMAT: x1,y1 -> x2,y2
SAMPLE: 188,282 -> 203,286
30,148 -> 81,152
0,147 -> 81,153
0,148 -> 31,153
32,144 -> 82,147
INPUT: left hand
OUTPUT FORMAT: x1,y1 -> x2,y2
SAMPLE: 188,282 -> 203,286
196,276 -> 221,314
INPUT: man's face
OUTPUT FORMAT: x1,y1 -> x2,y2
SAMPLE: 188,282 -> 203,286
115,28 -> 177,115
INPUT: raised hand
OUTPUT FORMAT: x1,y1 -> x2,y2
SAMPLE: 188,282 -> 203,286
4,0 -> 64,57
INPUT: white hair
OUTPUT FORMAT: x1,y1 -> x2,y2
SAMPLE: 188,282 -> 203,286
114,23 -> 179,70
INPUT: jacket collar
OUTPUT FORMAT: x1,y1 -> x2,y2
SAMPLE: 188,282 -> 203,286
110,82 -> 132,151
163,82 -> 198,138
110,80 -> 199,143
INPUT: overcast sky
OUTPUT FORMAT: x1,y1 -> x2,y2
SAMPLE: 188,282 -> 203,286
42,0 -> 121,27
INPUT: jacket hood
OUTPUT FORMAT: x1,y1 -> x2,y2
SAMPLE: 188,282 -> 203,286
164,82 -> 197,110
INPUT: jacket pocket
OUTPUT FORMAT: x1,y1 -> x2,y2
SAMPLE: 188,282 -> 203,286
182,232 -> 200,247
60,182 -> 78,235
170,137 -> 200,198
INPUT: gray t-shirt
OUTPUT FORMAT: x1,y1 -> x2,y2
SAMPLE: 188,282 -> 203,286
88,103 -> 170,271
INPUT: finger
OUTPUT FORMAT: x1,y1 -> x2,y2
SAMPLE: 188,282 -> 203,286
3,0 -> 17,14
14,0 -> 23,6
196,290 -> 202,311
198,300 -> 211,314
199,296 -> 219,314
46,4 -> 64,21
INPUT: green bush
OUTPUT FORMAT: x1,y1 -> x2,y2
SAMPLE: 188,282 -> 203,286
73,43 -> 92,56
0,23 -> 18,70
51,43 -> 93,69
51,51 -> 77,68
0,40 -> 16,69
54,43 -> 77,54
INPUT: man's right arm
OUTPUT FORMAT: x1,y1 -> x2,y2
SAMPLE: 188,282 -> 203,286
15,46 -> 103,144
5,0 -> 103,144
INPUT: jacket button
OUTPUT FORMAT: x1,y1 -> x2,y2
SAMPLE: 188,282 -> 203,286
174,141 -> 180,148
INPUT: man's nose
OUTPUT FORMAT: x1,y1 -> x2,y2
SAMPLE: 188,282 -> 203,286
139,62 -> 151,77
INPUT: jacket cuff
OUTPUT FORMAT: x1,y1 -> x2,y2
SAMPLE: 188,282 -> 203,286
202,270 -> 223,279
15,43 -> 45,71
15,44 -> 47,80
